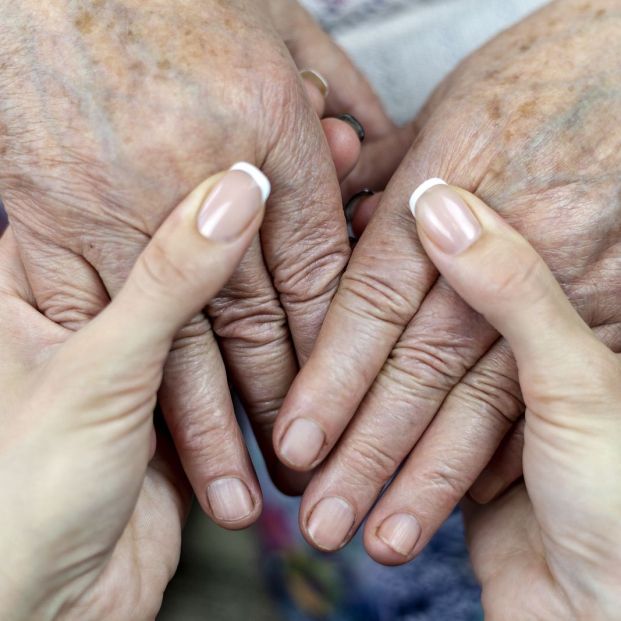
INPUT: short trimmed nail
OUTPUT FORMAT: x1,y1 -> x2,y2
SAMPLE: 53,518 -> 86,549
410,179 -> 481,254
300,69 -> 329,98
337,113 -> 366,142
280,418 -> 325,469
378,513 -> 421,557
307,497 -> 355,550
207,477 -> 254,522
198,162 -> 270,241
469,470 -> 506,504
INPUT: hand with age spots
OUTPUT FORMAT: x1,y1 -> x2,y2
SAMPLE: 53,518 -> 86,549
0,0 -> 392,524
274,0 -> 621,560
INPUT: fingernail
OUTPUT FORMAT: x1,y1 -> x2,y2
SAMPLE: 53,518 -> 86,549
345,189 -> 374,240
207,477 -> 254,522
337,113 -> 366,143
469,470 -> 505,504
410,179 -> 481,255
197,162 -> 270,241
279,418 -> 325,469
307,497 -> 355,551
300,69 -> 329,98
377,513 -> 421,557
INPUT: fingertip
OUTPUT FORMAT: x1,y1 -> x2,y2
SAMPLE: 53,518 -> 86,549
204,476 -> 263,530
321,117 -> 362,181
363,517 -> 420,566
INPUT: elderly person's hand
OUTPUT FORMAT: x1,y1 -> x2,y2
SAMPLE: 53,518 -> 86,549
0,165 -> 269,620
412,182 -> 621,619
274,0 -> 621,556
0,0 -> 394,518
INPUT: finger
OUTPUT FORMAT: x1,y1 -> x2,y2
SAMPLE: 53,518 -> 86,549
297,280 -> 498,552
469,319 -> 621,504
273,171 -> 437,472
363,314 -> 621,564
281,4 -> 394,138
321,117 -> 362,181
301,69 -> 328,117
469,418 -> 525,505
209,129 -> 360,495
207,236 -> 305,495
260,81 -> 351,363
361,336 -> 521,565
411,181 -> 610,401
347,191 -> 381,240
66,164 -> 269,527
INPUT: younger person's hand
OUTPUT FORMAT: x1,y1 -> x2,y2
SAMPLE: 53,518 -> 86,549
393,182 -> 620,618
0,164 -> 268,620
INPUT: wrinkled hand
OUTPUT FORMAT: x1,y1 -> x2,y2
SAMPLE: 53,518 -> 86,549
412,183 -> 621,619
274,0 -> 621,559
0,0 -> 391,522
0,166 -> 268,620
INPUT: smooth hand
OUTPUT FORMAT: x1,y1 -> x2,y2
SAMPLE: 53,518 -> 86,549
0,166 -> 268,620
273,0 -> 621,558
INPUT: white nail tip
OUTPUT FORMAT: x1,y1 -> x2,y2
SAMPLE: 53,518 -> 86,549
409,178 -> 448,217
230,162 -> 271,203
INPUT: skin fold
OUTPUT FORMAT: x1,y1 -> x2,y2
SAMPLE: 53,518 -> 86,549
274,0 -> 621,559
0,0 -> 393,522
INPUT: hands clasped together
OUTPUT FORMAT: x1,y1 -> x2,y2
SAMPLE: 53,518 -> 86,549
0,0 -> 620,619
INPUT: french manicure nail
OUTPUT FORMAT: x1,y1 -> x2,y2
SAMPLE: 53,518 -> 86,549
207,477 -> 254,522
307,497 -> 355,551
378,513 -> 421,557
300,69 -> 329,98
279,418 -> 325,469
197,162 -> 270,242
337,113 -> 366,143
410,179 -> 481,255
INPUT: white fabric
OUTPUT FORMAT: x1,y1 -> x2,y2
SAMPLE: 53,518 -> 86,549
301,0 -> 549,123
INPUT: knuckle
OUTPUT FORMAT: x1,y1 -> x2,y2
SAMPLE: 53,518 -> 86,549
426,458 -> 472,500
338,435 -> 401,488
457,362 -> 523,427
274,236 -> 350,309
169,314 -> 211,354
37,288 -> 103,331
385,334 -> 475,395
336,269 -> 416,327
167,401 -> 236,462
210,291 -> 288,346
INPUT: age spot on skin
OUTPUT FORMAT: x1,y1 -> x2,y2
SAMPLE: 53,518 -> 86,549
487,98 -> 502,122
517,100 -> 537,120
75,11 -> 95,35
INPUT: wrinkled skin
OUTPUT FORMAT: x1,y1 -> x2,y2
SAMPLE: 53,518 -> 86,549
275,0 -> 621,561
0,0 -> 395,523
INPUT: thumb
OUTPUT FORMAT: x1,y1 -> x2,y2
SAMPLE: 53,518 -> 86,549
71,163 -> 269,370
409,179 -> 620,418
